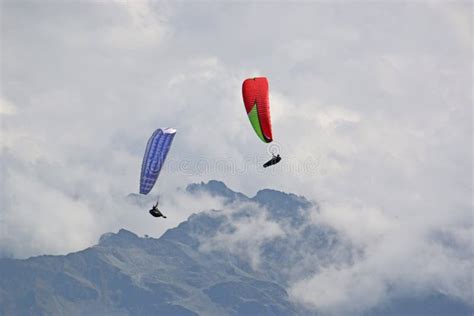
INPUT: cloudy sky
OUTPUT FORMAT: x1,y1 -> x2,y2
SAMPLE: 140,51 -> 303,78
0,0 -> 472,313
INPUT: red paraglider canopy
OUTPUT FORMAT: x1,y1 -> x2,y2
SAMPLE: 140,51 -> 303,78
242,77 -> 273,143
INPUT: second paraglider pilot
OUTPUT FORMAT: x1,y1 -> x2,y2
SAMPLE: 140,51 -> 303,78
149,201 -> 167,218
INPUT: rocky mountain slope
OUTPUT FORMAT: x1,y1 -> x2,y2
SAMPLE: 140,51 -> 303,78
0,181 -> 471,316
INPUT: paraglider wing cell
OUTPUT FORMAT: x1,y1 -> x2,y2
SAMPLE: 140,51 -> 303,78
139,128 -> 176,194
242,77 -> 273,143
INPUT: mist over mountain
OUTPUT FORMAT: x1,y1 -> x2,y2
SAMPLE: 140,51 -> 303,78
0,181 -> 471,316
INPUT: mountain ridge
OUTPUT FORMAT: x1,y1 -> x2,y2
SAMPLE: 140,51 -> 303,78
0,181 -> 312,315
0,180 -> 472,316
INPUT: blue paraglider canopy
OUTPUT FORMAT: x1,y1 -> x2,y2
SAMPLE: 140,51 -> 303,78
139,128 -> 176,194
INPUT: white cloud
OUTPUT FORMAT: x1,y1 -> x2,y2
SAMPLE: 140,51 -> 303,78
200,201 -> 285,269
0,97 -> 17,116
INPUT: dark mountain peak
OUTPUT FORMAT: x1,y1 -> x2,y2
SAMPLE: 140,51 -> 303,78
186,180 -> 227,192
184,181 -> 314,227
253,188 -> 290,201
253,189 -> 311,208
161,212 -> 226,248
251,189 -> 313,226
186,180 -> 248,202
98,229 -> 141,247
203,179 -> 227,188
117,228 -> 139,238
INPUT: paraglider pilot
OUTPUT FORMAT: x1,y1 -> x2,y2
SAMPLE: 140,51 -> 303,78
149,202 -> 167,218
263,153 -> 282,168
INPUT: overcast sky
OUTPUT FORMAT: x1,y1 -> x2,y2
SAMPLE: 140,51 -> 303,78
0,0 -> 472,313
